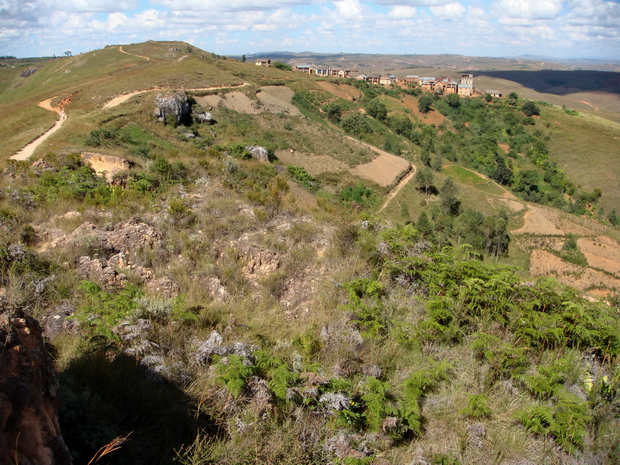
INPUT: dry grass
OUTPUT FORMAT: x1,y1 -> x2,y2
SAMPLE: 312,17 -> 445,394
542,105 -> 620,213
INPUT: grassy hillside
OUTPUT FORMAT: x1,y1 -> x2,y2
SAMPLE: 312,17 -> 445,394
1,41 -> 620,465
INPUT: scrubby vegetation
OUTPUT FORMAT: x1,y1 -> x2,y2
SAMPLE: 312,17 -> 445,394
1,41 -> 619,465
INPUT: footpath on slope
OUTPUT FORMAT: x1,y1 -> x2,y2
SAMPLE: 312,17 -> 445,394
103,83 -> 249,110
118,46 -> 150,61
10,98 -> 66,161
10,84 -> 249,160
377,166 -> 416,213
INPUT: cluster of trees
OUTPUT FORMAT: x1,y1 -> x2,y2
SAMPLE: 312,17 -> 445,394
293,80 -> 603,217
413,173 -> 510,258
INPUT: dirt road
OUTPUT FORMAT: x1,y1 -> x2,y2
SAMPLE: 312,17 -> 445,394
119,46 -> 150,61
10,98 -> 66,161
103,83 -> 248,110
377,165 -> 416,213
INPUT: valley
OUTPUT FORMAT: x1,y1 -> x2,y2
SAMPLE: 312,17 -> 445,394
1,42 -> 619,465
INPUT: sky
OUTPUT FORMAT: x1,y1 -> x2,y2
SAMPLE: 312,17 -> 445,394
1,0 -> 620,60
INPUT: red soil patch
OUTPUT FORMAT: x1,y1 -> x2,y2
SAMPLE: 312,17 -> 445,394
351,152 -> 410,188
498,143 -> 510,154
578,236 -> 620,277
275,150 -> 349,176
317,82 -> 351,100
81,152 -> 134,182
529,249 -> 620,293
401,95 -> 445,125
512,205 -> 565,236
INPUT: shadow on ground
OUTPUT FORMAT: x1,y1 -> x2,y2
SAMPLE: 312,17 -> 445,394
474,70 -> 620,95
57,350 -> 219,465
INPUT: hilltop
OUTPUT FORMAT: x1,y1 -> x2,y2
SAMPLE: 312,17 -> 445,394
1,41 -> 619,465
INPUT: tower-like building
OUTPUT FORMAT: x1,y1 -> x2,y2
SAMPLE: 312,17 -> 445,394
458,73 -> 474,96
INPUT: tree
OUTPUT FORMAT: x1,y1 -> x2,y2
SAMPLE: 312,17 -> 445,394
491,158 -> 513,186
440,177 -> 460,216
483,211 -> 510,258
65,51 -> 72,57
241,54 -> 246,63
272,61 -> 292,71
420,150 -> 431,167
366,99 -> 387,121
323,102 -> 342,124
522,101 -> 540,117
418,94 -> 434,113
389,115 -> 413,136
609,209 -> 620,226
416,211 -> 434,239
341,113 -> 371,137
446,93 -> 461,109
415,167 -> 435,195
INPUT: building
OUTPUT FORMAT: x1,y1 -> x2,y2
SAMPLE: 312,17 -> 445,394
379,75 -> 395,86
420,77 -> 436,92
366,73 -> 381,84
255,59 -> 271,66
485,90 -> 502,97
295,64 -> 313,74
458,74 -> 474,96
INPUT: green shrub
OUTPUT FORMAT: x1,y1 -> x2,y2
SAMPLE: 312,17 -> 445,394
287,165 -> 320,190
214,354 -> 257,398
460,394 -> 492,419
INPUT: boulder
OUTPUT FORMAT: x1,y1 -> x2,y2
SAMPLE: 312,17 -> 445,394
31,159 -> 57,175
77,256 -> 126,288
195,112 -> 213,124
154,92 -> 191,125
20,67 -> 38,78
42,303 -> 77,340
245,145 -> 270,163
145,277 -> 180,298
0,311 -> 72,465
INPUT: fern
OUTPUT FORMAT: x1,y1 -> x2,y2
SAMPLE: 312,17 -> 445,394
460,394 -> 492,419
360,378 -> 397,432
268,364 -> 298,401
214,354 -> 256,398
254,352 -> 299,401
517,404 -> 554,435
550,391 -> 590,453
399,362 -> 451,435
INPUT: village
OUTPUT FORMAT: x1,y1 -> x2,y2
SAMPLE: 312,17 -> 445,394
255,59 -> 503,97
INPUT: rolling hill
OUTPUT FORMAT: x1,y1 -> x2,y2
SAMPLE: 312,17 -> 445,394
1,41 -> 619,465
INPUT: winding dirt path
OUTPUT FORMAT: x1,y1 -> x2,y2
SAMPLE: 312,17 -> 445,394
578,100 -> 598,111
377,165 -> 416,213
119,46 -> 150,61
103,83 -> 249,110
10,98 -> 66,161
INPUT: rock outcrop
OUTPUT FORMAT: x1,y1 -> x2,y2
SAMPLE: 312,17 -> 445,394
195,111 -> 213,124
20,67 -> 38,78
0,311 -> 72,465
245,145 -> 270,163
52,217 -> 163,257
81,152 -> 135,182
154,92 -> 191,125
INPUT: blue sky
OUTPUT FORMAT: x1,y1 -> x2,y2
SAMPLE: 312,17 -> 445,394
2,0 -> 620,59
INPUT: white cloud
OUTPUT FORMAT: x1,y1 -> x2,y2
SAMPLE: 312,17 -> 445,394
493,0 -> 563,20
430,1 -> 466,19
388,5 -> 417,18
334,0 -> 367,21
150,0 -> 312,12
566,0 -> 620,28
42,0 -> 139,13
372,0 -> 452,6
0,0 -> 45,24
